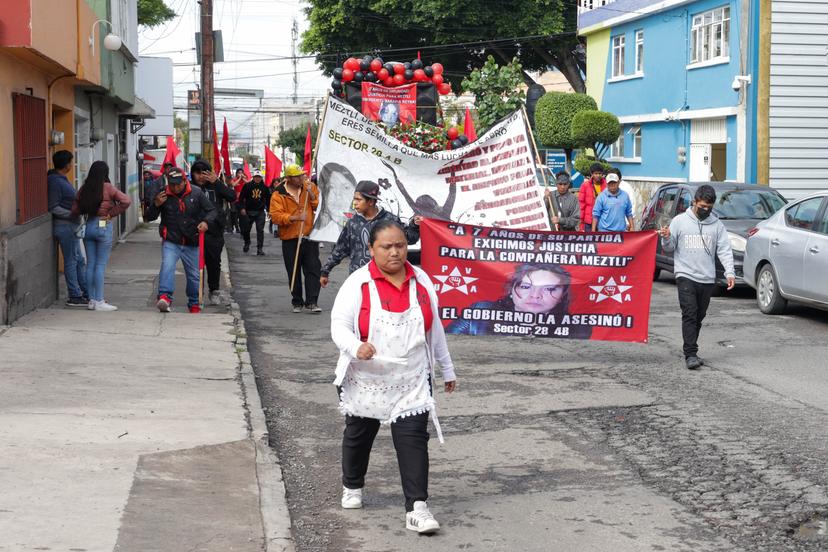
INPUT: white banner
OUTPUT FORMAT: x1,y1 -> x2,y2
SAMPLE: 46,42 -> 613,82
311,95 -> 550,243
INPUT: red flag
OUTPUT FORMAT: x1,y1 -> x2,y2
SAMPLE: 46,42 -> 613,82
198,232 -> 205,270
143,152 -> 157,162
265,146 -> 282,187
162,135 -> 181,167
303,124 -> 312,177
221,118 -> 231,177
212,123 -> 221,174
464,106 -> 477,142
243,159 -> 252,180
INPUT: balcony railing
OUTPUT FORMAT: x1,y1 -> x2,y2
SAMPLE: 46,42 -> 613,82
578,0 -> 617,13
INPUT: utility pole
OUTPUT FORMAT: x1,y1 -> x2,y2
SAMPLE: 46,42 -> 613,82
291,18 -> 299,104
200,0 -> 215,164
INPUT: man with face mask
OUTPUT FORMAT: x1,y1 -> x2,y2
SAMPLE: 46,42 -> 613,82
658,184 -> 735,370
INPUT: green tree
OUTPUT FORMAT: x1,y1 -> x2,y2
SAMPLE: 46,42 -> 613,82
534,92 -> 596,170
300,0 -> 584,91
461,56 -> 525,133
138,0 -> 175,28
276,123 -> 319,165
571,110 -> 621,161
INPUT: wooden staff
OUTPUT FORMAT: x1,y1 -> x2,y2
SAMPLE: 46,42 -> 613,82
289,98 -> 330,292
521,105 -> 560,231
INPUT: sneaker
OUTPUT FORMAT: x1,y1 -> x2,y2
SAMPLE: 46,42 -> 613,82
209,290 -> 221,306
156,295 -> 171,313
305,304 -> 322,314
94,301 -> 118,312
685,356 -> 702,370
406,501 -> 440,534
87,300 -> 97,311
257,249 -> 265,256
341,487 -> 363,509
243,243 -> 250,253
189,305 -> 201,314
292,305 -> 303,314
66,296 -> 88,308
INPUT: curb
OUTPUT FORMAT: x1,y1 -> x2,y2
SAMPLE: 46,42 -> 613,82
223,248 -> 296,552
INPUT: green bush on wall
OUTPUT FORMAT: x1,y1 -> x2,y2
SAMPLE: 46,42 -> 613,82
570,110 -> 621,161
573,155 -> 613,176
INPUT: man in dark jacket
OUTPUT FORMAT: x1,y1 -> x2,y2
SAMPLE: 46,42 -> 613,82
47,149 -> 88,307
191,160 -> 236,305
238,170 -> 271,255
319,180 -> 420,287
144,167 -> 217,313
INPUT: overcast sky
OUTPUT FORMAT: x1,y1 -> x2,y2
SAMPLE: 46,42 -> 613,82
138,0 -> 329,143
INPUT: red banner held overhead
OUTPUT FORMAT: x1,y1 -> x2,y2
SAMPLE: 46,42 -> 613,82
420,218 -> 657,342
221,118 -> 231,177
361,82 -> 417,127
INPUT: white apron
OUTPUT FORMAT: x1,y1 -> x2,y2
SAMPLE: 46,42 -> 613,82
339,278 -> 444,442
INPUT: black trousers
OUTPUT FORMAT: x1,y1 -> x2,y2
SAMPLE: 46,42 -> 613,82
342,412 -> 429,512
241,210 -> 266,249
227,205 -> 240,233
281,238 -> 321,306
203,233 -> 225,293
676,276 -> 715,358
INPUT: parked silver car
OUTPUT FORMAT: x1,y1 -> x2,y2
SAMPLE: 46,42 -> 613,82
743,191 -> 828,314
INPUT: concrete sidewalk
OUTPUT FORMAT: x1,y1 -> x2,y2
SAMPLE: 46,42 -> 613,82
0,226 -> 293,552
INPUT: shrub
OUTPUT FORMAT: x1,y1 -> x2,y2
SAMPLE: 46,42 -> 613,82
571,110 -> 621,160
534,92 -> 597,170
573,154 -> 613,176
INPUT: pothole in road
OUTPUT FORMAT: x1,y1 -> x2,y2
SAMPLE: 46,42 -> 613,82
791,514 -> 828,541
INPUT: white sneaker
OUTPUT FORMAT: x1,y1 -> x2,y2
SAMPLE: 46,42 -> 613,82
87,300 -> 96,311
341,487 -> 363,509
94,301 -> 118,312
209,290 -> 221,306
406,501 -> 440,534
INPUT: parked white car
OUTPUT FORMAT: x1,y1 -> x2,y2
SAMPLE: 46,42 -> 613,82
743,191 -> 828,314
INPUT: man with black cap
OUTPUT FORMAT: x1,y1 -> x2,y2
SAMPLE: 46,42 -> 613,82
238,169 -> 271,255
320,180 -> 420,288
191,160 -> 236,305
543,172 -> 580,231
144,167 -> 217,313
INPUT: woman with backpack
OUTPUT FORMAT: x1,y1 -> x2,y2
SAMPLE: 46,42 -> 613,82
73,161 -> 131,311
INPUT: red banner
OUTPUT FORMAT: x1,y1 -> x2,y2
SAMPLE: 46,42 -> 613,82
420,219 -> 657,342
361,82 -> 417,127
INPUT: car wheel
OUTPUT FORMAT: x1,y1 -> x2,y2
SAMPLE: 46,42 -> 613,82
756,264 -> 787,315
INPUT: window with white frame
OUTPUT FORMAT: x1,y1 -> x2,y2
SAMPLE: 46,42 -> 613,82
610,132 -> 625,158
690,6 -> 730,64
635,30 -> 644,73
612,35 -> 625,77
632,126 -> 642,158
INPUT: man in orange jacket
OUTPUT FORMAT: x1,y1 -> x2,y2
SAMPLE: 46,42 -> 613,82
578,163 -> 607,231
270,164 -> 322,313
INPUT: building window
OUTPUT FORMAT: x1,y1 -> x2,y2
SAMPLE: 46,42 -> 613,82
691,6 -> 730,64
12,93 -> 48,224
635,30 -> 644,73
612,35 -> 625,77
610,132 -> 625,158
632,126 -> 642,158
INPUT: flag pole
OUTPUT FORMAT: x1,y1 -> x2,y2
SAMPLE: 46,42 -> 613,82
289,97 -> 329,293
521,105 -> 560,231
198,231 -> 206,308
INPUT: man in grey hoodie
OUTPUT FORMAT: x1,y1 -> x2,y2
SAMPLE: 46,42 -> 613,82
658,184 -> 735,370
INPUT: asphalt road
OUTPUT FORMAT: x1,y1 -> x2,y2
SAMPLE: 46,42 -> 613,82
226,231 -> 828,552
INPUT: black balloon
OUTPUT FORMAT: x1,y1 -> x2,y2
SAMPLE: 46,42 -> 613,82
451,139 -> 464,149
359,59 -> 370,71
458,135 -> 469,145
354,71 -> 364,82
411,59 -> 423,70
365,71 -> 377,82
374,57 -> 384,66
383,62 -> 394,74
424,66 -> 434,77
403,62 -> 411,70
404,69 -> 414,80
331,79 -> 342,90
332,68 -> 343,79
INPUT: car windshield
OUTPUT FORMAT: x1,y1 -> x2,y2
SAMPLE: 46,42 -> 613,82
713,190 -> 786,220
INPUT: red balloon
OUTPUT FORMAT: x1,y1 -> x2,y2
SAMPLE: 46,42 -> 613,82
370,59 -> 383,72
413,69 -> 426,81
342,68 -> 354,82
446,127 -> 459,140
432,63 -> 444,75
392,73 -> 406,86
393,63 -> 406,75
344,58 -> 359,71
438,82 -> 452,95
431,74 -> 444,86
377,68 -> 390,81
383,77 -> 395,87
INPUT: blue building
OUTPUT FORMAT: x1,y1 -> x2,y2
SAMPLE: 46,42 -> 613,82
579,0 -> 761,188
